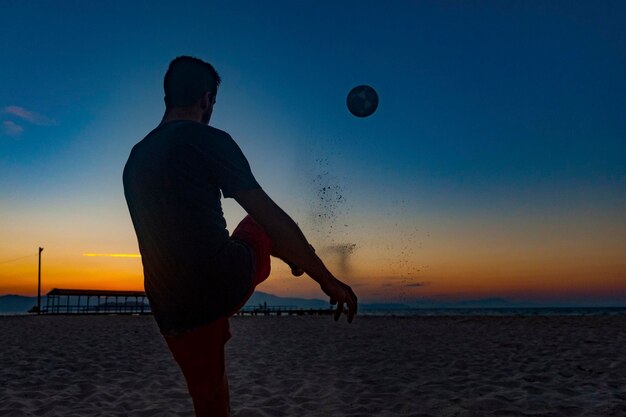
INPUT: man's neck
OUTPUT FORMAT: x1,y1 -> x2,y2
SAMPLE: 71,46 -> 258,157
161,108 -> 203,125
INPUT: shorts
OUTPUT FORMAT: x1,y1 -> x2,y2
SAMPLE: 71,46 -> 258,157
162,214 -> 272,416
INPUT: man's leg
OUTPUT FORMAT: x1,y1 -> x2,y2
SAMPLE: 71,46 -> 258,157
226,214 -> 273,315
163,318 -> 231,417
164,215 -> 271,417
191,367 -> 230,417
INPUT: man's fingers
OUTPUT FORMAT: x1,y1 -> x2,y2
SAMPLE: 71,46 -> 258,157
344,287 -> 358,323
334,301 -> 344,321
346,295 -> 356,323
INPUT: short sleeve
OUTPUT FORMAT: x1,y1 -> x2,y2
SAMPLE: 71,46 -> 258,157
195,128 -> 260,198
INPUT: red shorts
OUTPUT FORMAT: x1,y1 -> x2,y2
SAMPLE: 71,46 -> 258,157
162,215 -> 271,416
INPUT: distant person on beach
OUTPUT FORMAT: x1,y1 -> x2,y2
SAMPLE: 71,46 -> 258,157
123,56 -> 357,417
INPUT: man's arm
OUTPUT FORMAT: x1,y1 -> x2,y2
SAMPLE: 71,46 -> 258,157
234,188 -> 357,323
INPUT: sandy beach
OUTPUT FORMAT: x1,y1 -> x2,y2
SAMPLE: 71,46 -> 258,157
1,314 -> 625,417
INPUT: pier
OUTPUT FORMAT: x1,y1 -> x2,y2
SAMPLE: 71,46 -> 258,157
40,289 -> 334,316
235,302 -> 335,316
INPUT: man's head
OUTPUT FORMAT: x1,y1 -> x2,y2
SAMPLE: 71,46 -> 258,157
163,56 -> 221,124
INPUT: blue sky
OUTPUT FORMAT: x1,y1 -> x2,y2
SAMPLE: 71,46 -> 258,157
1,1 -> 625,303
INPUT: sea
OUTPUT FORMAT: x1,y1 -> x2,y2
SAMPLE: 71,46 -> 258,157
358,307 -> 626,317
3,307 -> 626,317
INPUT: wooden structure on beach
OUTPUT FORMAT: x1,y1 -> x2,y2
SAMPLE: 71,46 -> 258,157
43,288 -> 151,315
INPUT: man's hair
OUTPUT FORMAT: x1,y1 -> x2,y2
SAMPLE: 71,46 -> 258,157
163,56 -> 221,108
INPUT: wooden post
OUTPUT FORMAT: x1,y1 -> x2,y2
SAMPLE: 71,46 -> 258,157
37,247 -> 43,314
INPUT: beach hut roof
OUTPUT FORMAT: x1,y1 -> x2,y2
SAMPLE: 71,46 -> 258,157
46,288 -> 146,297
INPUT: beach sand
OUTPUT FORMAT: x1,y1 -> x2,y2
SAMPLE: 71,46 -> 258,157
1,314 -> 625,416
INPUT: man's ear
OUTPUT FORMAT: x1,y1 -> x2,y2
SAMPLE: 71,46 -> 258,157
199,92 -> 211,110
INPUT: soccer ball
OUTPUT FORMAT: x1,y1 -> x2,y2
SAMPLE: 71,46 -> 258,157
347,85 -> 379,118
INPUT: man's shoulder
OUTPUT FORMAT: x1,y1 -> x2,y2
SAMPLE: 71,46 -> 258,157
186,122 -> 232,140
175,123 -> 238,152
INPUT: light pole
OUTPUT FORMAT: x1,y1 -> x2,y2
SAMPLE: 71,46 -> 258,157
37,247 -> 43,314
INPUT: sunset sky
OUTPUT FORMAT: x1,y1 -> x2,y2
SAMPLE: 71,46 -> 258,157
1,1 -> 625,306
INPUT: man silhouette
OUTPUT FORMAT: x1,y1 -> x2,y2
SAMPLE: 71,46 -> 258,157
123,56 -> 357,417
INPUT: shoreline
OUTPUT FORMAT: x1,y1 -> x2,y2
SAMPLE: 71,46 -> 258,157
3,305 -> 626,318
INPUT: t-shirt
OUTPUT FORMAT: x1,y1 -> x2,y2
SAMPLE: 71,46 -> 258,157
123,120 -> 261,332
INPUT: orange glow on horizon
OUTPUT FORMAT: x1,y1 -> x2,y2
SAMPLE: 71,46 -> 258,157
2,212 -> 625,301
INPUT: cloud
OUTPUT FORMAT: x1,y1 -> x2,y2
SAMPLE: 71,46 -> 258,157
405,282 -> 427,288
83,253 -> 141,258
2,120 -> 24,136
3,105 -> 55,125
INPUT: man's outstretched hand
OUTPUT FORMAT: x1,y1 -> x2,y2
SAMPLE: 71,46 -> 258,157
321,278 -> 358,323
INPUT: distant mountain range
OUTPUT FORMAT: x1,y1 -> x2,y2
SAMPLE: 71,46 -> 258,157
1,292 -> 624,314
